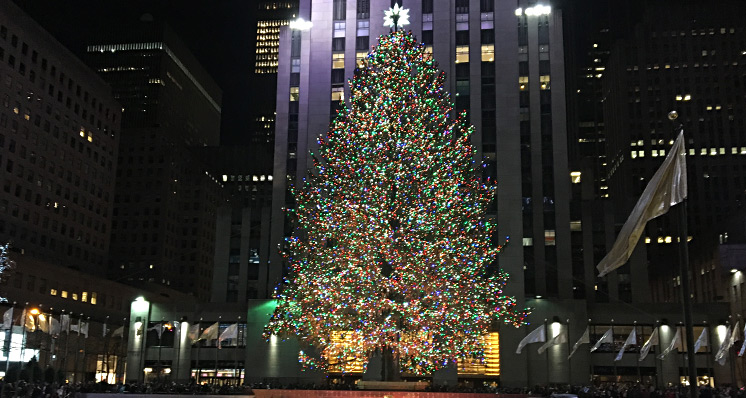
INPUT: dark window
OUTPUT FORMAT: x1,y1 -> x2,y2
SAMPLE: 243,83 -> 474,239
357,0 -> 370,19
422,30 -> 433,45
332,37 -> 345,51
333,0 -> 346,20
480,0 -> 494,12
456,31 -> 469,45
455,0 -> 469,13
332,69 -> 345,84
481,29 -> 494,44
356,36 -> 369,50
422,0 -> 433,13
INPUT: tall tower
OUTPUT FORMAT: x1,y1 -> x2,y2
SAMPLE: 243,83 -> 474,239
270,0 -> 570,386
84,21 -> 224,301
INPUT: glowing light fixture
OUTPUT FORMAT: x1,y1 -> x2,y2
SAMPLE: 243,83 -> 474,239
289,18 -> 313,31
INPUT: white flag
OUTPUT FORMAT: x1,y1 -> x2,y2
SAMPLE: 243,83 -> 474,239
37,314 -> 49,333
693,328 -> 708,353
50,317 -> 60,335
516,325 -> 546,354
80,321 -> 89,338
658,328 -> 682,359
187,323 -> 200,342
61,314 -> 70,333
148,323 -> 164,339
615,328 -> 637,361
639,327 -> 659,361
590,328 -> 613,352
715,325 -> 733,366
538,328 -> 567,355
199,322 -> 220,342
1,308 -> 12,330
112,326 -> 125,338
597,131 -> 687,276
568,326 -> 590,359
218,323 -> 239,349
738,323 -> 746,357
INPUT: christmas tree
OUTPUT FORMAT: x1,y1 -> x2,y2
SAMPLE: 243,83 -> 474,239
265,30 -> 528,376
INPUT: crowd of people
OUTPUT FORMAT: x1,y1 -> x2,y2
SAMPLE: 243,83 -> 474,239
0,379 -> 743,397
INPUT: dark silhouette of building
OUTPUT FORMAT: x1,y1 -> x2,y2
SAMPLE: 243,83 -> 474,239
0,0 -> 120,274
83,20 -> 224,301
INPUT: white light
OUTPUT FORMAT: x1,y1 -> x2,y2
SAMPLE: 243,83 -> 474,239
383,4 -> 410,28
551,322 -> 561,336
731,268 -> 739,274
515,8 -> 523,16
524,4 -> 551,16
289,18 -> 313,31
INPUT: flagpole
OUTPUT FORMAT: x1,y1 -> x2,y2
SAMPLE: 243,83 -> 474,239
705,321 -> 713,384
544,319 -> 549,386
566,318 -> 572,384
216,317 -> 221,384
197,318 -> 202,384
158,317 -> 164,381
611,319 -> 617,381
589,320 -> 594,383
667,112 -> 697,398
234,318 -> 240,385
635,322 -> 641,382
174,319 -> 181,383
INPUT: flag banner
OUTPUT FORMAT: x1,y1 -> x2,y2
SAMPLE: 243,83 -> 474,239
61,314 -> 70,333
218,323 -> 239,349
199,322 -> 220,342
597,131 -> 687,277
615,328 -> 637,361
187,324 -> 200,342
516,325 -> 546,354
715,324 -> 733,366
37,314 -> 49,333
639,327 -> 659,361
50,317 -> 60,335
590,328 -> 613,352
739,323 -> 746,357
538,328 -> 567,355
731,322 -> 740,345
147,323 -> 164,339
80,321 -> 89,338
112,326 -> 125,338
568,326 -> 590,359
24,311 -> 35,332
658,328 -> 682,359
694,328 -> 708,353
2,308 -> 12,330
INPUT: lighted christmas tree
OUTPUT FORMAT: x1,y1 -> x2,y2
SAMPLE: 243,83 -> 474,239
265,29 -> 528,376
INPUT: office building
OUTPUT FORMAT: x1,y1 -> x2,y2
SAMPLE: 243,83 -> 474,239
84,21 -> 224,301
0,0 -> 120,274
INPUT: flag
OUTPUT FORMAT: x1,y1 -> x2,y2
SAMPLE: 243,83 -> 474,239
2,308 -> 12,330
738,323 -> 746,357
658,328 -> 682,359
102,322 -> 108,338
70,318 -> 81,334
516,325 -> 546,354
218,323 -> 239,349
694,328 -> 708,353
615,328 -> 637,361
568,326 -> 590,359
24,311 -> 35,332
112,326 -> 125,338
61,314 -> 70,333
50,317 -> 60,335
80,321 -> 89,338
597,131 -> 687,277
715,324 -> 733,366
199,322 -> 220,342
187,323 -> 200,342
538,328 -> 567,355
590,328 -> 613,352
37,314 -> 49,333
147,323 -> 164,339
639,327 -> 659,361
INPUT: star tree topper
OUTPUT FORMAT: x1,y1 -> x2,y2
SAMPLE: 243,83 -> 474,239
383,3 -> 410,31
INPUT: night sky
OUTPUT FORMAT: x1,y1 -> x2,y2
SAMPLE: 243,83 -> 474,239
12,0 -> 627,146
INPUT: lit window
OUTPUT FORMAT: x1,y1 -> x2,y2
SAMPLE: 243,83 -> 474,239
331,87 -> 344,101
480,12 -> 494,29
540,75 -> 550,90
291,58 -> 300,73
422,13 -> 433,30
91,292 -> 97,305
645,237 -> 651,244
570,221 -> 582,231
570,171 -> 581,183
61,291 -> 68,298
356,51 -> 367,67
455,46 -> 469,63
700,148 -> 707,155
290,87 -> 299,102
50,289 -> 57,296
638,150 -> 644,157
424,46 -> 433,54
72,293 -> 78,301
332,53 -> 345,69
481,45 -> 494,62
81,291 -> 88,302
456,14 -> 469,31
719,147 -> 725,155
356,20 -> 369,36
710,148 -> 717,156
333,21 -> 346,38
631,151 -> 637,159
522,238 -> 533,246
544,230 -> 556,246
519,76 -> 529,84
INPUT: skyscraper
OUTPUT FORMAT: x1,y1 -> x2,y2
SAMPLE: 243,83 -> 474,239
0,0 -> 120,274
84,21 -> 224,301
